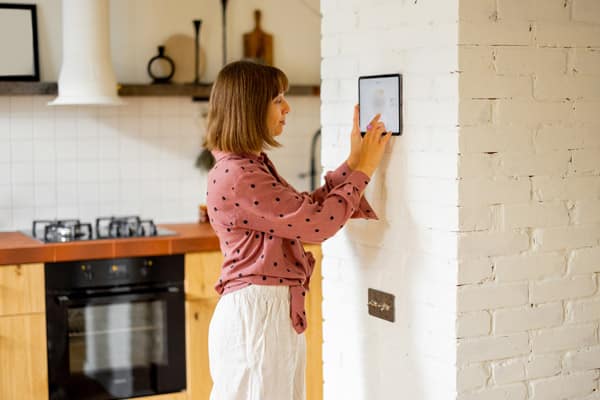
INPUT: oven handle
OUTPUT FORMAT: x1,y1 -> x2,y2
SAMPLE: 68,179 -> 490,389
55,285 -> 181,305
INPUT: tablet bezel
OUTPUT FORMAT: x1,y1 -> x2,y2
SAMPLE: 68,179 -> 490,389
358,73 -> 403,136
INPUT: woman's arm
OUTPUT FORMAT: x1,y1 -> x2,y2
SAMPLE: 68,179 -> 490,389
230,168 -> 371,243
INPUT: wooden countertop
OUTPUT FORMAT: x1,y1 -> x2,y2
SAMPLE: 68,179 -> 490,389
0,223 -> 220,265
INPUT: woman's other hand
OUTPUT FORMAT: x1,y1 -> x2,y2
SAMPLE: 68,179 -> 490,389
346,104 -> 362,170
355,114 -> 392,178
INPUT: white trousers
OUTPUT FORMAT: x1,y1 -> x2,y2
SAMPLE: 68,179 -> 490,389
208,285 -> 306,400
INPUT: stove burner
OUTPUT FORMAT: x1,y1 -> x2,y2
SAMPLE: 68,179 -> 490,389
96,216 -> 159,239
32,219 -> 93,243
30,215 -> 167,243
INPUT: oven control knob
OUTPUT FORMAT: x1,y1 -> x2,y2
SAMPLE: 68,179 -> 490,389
140,266 -> 148,276
84,271 -> 94,280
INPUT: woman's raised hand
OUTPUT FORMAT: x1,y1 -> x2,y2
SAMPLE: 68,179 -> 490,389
355,113 -> 392,178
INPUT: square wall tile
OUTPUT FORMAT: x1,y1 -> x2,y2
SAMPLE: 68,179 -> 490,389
34,184 -> 57,207
10,118 -> 33,140
11,140 -> 33,161
12,207 -> 35,230
56,183 -> 78,206
0,117 -> 9,139
0,163 -> 10,185
0,208 -> 13,230
56,161 -> 78,183
34,139 -> 56,161
34,161 -> 56,183
11,162 -> 34,184
0,185 -> 12,208
33,118 -> 55,140
12,184 -> 35,208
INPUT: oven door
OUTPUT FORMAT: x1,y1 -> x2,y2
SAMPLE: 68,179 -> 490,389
46,286 -> 186,400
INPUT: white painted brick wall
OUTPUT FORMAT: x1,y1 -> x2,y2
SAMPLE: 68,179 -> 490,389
321,0 -> 459,399
457,0 -> 600,398
323,0 -> 599,398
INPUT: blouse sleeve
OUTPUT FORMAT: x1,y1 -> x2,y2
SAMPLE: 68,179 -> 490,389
299,161 -> 379,220
232,168 -> 372,243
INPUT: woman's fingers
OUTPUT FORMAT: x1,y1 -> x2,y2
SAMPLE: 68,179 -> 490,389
366,114 -> 381,131
379,131 -> 392,143
353,104 -> 360,129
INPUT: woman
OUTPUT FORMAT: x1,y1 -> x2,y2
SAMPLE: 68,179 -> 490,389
204,61 -> 391,400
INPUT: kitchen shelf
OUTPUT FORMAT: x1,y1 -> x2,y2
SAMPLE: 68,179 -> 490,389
0,81 -> 320,98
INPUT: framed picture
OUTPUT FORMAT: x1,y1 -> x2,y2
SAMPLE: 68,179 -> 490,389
0,3 -> 40,81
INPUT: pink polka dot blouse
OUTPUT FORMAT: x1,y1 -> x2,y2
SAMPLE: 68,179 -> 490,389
206,150 -> 378,334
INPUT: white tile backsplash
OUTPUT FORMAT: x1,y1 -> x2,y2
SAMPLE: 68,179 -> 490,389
0,96 -> 320,231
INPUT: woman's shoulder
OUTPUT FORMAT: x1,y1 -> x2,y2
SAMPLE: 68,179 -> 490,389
208,151 -> 271,186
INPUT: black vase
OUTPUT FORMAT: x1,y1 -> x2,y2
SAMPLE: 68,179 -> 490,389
147,46 -> 175,84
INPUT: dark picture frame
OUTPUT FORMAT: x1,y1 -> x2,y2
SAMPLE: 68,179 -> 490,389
0,3 -> 40,81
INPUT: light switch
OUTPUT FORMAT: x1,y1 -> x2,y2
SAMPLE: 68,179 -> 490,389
367,288 -> 395,322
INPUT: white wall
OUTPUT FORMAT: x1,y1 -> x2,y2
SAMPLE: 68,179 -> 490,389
457,1 -> 600,399
10,0 -> 321,84
0,0 -> 321,231
320,1 -> 459,399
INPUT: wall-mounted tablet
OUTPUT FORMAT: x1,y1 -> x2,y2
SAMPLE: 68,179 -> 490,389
359,74 -> 402,136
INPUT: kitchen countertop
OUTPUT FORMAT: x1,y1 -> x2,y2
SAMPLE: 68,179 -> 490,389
0,223 -> 220,265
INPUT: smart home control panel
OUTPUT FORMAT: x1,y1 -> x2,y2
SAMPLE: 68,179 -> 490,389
359,74 -> 402,136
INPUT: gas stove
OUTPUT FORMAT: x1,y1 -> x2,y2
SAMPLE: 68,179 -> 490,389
27,216 -> 177,243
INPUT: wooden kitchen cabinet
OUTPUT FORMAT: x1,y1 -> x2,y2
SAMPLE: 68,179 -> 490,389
0,263 -> 45,316
0,313 -> 49,400
185,251 -> 222,400
183,247 -> 323,400
303,244 -> 323,400
0,262 -> 49,399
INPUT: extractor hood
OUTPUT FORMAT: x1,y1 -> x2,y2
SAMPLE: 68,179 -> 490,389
49,0 -> 123,106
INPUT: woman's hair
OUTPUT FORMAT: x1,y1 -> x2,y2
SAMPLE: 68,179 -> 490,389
203,61 -> 289,154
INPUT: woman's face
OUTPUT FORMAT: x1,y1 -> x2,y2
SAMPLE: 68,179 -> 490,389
266,93 -> 290,137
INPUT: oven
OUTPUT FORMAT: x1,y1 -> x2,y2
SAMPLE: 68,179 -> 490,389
45,254 -> 186,400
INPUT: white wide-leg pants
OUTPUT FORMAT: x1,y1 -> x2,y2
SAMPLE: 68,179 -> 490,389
208,285 -> 306,400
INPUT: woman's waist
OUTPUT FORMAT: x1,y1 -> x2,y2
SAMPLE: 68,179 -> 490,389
223,283 -> 291,302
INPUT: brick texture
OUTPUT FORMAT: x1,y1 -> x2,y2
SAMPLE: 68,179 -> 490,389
457,0 -> 600,397
322,0 -> 600,398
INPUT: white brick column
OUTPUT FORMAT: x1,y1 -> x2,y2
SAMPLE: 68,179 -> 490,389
322,0 -> 599,399
457,0 -> 600,399
321,1 -> 459,399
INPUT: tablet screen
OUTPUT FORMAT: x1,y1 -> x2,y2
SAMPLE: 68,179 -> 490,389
359,74 -> 401,135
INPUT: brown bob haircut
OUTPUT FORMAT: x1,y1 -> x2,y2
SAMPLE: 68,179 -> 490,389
203,61 -> 289,154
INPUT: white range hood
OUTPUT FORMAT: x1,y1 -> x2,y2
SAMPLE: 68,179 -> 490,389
49,0 -> 123,106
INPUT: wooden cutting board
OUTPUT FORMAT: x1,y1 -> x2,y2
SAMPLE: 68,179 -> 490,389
243,10 -> 273,65
164,34 -> 207,83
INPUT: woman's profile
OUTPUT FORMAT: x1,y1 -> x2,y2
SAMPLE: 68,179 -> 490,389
203,60 -> 391,400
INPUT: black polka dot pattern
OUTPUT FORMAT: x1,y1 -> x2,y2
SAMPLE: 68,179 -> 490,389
207,151 -> 376,334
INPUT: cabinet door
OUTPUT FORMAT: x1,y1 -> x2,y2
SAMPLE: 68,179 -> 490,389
186,298 -> 218,400
0,263 -> 45,316
304,244 -> 323,400
0,313 -> 48,400
185,252 -> 223,300
185,252 -> 221,400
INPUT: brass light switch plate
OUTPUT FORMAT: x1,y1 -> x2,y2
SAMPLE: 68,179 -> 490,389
368,288 -> 395,322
